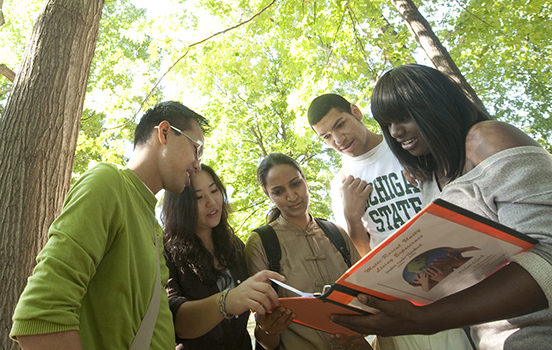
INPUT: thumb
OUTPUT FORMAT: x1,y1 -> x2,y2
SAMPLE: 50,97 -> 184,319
256,269 -> 284,282
357,294 -> 385,313
363,184 -> 373,196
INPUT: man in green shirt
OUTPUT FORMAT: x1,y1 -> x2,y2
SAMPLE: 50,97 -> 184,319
11,101 -> 208,350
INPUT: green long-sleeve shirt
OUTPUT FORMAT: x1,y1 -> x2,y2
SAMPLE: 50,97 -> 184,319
11,163 -> 174,349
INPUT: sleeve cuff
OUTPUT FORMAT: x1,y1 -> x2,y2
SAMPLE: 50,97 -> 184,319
10,320 -> 77,341
510,251 -> 552,311
168,296 -> 187,319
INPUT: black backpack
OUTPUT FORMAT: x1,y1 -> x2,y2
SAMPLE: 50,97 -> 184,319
253,218 -> 352,278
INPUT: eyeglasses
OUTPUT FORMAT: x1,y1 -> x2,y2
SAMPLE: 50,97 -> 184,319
155,124 -> 204,161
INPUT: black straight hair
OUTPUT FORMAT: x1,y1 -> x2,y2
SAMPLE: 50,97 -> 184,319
371,64 -> 491,182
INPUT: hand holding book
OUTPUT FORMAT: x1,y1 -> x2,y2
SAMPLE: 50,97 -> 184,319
271,199 -> 537,335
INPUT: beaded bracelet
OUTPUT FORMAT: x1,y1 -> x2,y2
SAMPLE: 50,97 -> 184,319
218,288 -> 237,319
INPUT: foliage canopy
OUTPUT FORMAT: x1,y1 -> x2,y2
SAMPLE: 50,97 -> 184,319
1,0 -> 550,237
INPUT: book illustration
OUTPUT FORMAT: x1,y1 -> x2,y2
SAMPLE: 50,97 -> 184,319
404,246 -> 480,292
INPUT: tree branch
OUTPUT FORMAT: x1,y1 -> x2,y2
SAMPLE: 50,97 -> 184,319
130,0 -> 279,123
235,206 -> 263,232
454,0 -> 510,39
346,5 -> 377,79
321,1 -> 348,73
0,64 -> 15,82
390,0 -> 488,113
249,122 -> 268,156
93,0 -> 278,135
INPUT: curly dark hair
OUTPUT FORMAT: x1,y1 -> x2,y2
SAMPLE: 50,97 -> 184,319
162,164 -> 238,286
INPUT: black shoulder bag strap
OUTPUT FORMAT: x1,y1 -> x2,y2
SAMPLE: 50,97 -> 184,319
252,225 -> 281,350
254,219 -> 352,273
253,225 -> 281,293
314,218 -> 352,268
254,225 -> 281,273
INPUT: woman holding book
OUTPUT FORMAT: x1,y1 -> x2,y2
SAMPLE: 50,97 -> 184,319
162,164 -> 283,350
331,64 -> 552,349
244,153 -> 368,350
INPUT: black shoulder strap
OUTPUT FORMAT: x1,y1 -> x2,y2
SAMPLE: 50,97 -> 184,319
253,225 -> 281,273
253,225 -> 281,294
314,218 -> 352,268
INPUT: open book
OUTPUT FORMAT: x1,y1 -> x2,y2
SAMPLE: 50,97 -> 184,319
274,198 -> 538,335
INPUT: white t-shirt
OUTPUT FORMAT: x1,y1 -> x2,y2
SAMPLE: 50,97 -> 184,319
331,141 -> 474,350
331,140 -> 424,248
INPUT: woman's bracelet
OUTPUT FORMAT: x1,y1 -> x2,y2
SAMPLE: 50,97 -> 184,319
219,288 -> 237,319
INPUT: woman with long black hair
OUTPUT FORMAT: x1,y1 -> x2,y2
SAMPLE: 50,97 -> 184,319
163,165 -> 283,350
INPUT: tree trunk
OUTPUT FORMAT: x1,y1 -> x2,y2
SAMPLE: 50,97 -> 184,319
0,0 -> 104,347
0,0 -> 5,27
390,0 -> 488,113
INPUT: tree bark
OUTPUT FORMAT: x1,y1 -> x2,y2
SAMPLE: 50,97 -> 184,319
0,0 -> 104,347
390,0 -> 488,113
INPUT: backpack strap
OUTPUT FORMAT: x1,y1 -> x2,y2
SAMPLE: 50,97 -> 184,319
314,218 -> 352,268
253,225 -> 280,350
253,225 -> 281,293
253,225 -> 281,272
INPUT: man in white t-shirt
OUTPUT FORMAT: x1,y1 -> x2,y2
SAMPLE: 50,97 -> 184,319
307,94 -> 474,350
308,93 -> 423,255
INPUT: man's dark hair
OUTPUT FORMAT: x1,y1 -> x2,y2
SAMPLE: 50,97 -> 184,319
134,101 -> 210,148
307,93 -> 352,126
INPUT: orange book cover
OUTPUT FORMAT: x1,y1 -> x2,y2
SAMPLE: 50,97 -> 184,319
273,199 -> 537,334
275,297 -> 366,335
